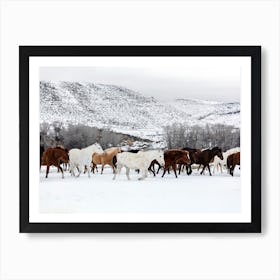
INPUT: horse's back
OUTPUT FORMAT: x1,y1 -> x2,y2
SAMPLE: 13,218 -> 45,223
43,147 -> 68,166
117,150 -> 159,169
233,152 -> 240,165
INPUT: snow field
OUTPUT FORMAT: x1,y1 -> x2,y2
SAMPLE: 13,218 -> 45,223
40,166 -> 241,214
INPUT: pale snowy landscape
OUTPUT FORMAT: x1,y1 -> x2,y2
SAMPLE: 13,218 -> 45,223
40,166 -> 241,214
39,67 -> 241,216
40,81 -> 240,142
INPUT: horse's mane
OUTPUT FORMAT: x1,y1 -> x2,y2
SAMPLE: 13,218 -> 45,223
54,146 -> 64,150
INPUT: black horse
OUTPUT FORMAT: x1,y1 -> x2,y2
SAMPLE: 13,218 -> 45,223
193,147 -> 223,176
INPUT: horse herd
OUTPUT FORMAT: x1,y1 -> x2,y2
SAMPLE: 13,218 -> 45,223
40,143 -> 240,180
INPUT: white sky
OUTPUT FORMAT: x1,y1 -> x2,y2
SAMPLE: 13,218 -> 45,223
40,62 -> 241,102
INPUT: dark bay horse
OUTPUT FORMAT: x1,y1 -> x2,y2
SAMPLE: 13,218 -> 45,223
181,147 -> 201,175
227,152 -> 240,176
193,147 -> 223,176
148,159 -> 162,176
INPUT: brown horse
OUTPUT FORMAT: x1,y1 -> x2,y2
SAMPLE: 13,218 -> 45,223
92,147 -> 121,174
193,147 -> 223,176
162,149 -> 191,178
41,147 -> 69,178
180,147 -> 202,175
227,152 -> 240,176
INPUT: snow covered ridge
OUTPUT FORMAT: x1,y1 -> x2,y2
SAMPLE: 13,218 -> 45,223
40,81 -> 240,140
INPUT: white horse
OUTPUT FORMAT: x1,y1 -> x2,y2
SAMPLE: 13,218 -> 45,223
69,143 -> 104,177
212,147 -> 240,174
113,150 -> 165,180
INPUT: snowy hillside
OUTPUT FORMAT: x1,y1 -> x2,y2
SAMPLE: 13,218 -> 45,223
40,81 -> 240,140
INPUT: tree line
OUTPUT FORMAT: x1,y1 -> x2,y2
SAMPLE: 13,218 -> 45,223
40,122 -> 239,151
164,123 -> 240,151
40,122 -> 150,149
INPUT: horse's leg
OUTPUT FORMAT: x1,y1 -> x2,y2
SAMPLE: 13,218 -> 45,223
162,166 -> 168,178
113,163 -> 122,180
72,165 -> 77,177
76,166 -> 81,177
219,163 -> 223,173
200,165 -> 206,175
149,164 -> 155,176
172,163 -> 178,178
69,163 -> 74,176
187,164 -> 192,175
231,163 -> 236,176
91,163 -> 96,173
207,164 -> 212,176
186,165 -> 190,175
156,164 -> 161,174
87,164 -> 91,178
144,169 -> 148,179
125,167 -> 131,180
58,165 -> 64,178
109,163 -> 115,174
46,165 -> 50,178
101,161 -> 105,174
213,163 -> 216,174
152,165 -> 156,176
138,168 -> 147,180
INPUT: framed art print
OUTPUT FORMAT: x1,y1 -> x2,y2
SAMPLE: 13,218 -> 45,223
19,46 -> 261,233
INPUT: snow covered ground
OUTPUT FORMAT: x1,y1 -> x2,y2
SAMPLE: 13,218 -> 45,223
40,166 -> 241,214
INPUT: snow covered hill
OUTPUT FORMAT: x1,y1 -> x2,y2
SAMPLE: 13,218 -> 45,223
40,81 -> 240,140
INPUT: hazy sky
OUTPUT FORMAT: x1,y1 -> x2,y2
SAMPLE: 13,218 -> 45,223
40,66 -> 240,102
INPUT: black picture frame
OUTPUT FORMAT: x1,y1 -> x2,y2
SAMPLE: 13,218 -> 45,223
19,46 -> 261,233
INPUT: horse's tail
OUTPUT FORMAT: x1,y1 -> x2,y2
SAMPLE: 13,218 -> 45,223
112,155 -> 117,168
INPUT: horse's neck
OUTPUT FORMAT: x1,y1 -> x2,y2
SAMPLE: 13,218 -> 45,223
144,151 -> 157,161
211,150 -> 219,159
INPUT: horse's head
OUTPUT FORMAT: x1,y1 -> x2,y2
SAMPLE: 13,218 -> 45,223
156,150 -> 165,166
182,151 -> 191,165
214,148 -> 223,160
61,151 -> 69,163
93,143 -> 104,154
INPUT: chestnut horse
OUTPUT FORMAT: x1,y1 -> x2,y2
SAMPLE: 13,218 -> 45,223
162,149 -> 191,178
92,147 -> 121,174
227,152 -> 240,176
41,147 -> 69,178
193,147 -> 223,176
